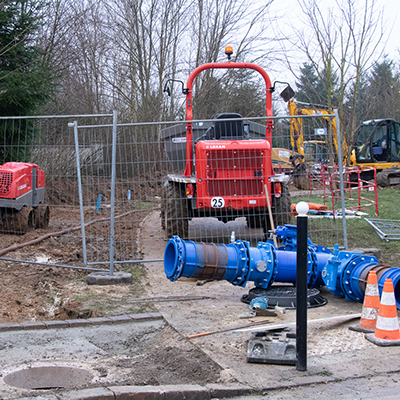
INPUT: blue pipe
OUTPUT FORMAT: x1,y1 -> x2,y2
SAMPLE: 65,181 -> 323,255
164,225 -> 400,308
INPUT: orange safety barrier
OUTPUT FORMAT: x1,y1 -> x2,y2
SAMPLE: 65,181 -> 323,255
291,202 -> 329,216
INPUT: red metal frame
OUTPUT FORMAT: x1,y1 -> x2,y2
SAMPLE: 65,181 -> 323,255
330,167 -> 378,217
183,62 -> 273,177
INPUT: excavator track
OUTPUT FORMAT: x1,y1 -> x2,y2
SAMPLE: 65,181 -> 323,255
376,169 -> 400,187
0,207 -> 35,234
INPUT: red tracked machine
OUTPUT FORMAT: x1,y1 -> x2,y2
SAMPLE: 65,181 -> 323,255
0,162 -> 49,234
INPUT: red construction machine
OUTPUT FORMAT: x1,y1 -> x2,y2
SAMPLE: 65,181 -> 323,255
161,46 -> 291,238
0,162 -> 49,234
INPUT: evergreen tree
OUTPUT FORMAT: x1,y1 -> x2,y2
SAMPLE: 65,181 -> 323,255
362,58 -> 400,121
0,1 -> 54,162
295,63 -> 319,104
295,62 -> 338,107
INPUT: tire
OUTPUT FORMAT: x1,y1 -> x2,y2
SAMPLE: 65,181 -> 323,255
263,183 -> 292,238
164,182 -> 188,238
0,207 -> 34,234
34,205 -> 50,229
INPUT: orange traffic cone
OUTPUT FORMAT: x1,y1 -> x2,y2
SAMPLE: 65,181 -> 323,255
365,279 -> 400,346
349,271 -> 380,333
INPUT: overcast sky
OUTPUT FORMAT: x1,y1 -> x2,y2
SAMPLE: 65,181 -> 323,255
384,0 -> 400,56
267,0 -> 400,84
262,0 -> 400,113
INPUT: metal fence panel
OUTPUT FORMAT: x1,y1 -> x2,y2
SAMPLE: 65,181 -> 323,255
0,111 -> 348,271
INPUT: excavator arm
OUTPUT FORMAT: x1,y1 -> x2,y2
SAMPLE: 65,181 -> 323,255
286,99 -> 348,164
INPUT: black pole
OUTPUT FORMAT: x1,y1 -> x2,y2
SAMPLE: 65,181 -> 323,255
296,208 -> 308,371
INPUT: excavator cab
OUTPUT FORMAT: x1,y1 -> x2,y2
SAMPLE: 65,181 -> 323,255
304,141 -> 330,163
353,119 -> 400,164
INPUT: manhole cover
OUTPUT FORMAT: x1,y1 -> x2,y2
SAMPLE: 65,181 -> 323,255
4,366 -> 93,389
241,286 -> 328,309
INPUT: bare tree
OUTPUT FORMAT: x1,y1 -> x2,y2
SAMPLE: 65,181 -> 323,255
38,0 -> 278,122
284,0 -> 385,151
40,0 -> 112,115
101,0 -> 188,122
189,0 -> 275,119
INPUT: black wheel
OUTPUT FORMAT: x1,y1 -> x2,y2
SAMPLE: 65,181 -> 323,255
164,182 -> 188,238
0,207 -> 34,234
34,205 -> 49,229
263,183 -> 292,238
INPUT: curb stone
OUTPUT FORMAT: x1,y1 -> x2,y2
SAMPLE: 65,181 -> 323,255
0,312 -> 164,332
49,384 -> 255,400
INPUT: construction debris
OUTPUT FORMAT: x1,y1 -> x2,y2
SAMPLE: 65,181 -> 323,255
233,313 -> 361,334
365,218 -> 400,241
187,320 -> 271,339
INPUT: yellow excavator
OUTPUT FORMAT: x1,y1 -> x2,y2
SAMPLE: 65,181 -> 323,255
280,86 -> 348,189
349,119 -> 400,186
286,98 -> 346,162
281,87 -> 400,187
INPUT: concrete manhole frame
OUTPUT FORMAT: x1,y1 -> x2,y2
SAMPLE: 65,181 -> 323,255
1,361 -> 98,390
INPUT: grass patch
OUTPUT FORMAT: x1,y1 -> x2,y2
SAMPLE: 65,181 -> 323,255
132,201 -> 157,209
73,287 -> 99,303
317,370 -> 333,377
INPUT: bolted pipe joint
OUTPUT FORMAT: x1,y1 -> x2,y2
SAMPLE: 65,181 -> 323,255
164,226 -> 400,308
163,227 -> 333,291
164,235 -> 277,288
322,244 -> 400,307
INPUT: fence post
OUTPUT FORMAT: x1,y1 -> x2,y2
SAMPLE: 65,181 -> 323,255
70,120 -> 88,266
109,110 -> 118,276
334,109 -> 348,249
296,201 -> 309,372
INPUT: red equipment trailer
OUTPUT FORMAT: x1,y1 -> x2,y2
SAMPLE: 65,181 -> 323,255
0,162 -> 49,234
161,47 -> 291,238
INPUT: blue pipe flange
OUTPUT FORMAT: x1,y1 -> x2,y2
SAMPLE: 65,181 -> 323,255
250,242 -> 276,289
164,235 -> 186,281
321,245 -> 346,297
308,245 -> 333,288
344,255 -> 379,302
230,240 -> 250,287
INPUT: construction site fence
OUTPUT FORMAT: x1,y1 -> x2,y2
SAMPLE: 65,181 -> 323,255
0,111 -> 352,274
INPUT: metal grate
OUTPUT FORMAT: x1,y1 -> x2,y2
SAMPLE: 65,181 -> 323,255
205,148 -> 265,197
0,172 -> 13,196
365,218 -> 400,241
